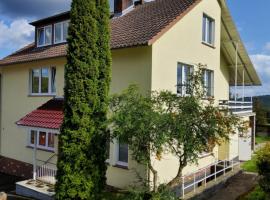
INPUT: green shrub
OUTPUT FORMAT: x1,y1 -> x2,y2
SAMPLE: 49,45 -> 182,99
256,143 -> 270,195
242,186 -> 267,200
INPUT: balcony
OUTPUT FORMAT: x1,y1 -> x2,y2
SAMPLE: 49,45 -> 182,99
219,99 -> 253,115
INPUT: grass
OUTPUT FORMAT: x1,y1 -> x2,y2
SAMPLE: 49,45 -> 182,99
241,155 -> 258,173
238,185 -> 267,200
255,135 -> 270,144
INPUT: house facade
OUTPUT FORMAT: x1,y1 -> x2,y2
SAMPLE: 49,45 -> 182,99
0,0 -> 261,195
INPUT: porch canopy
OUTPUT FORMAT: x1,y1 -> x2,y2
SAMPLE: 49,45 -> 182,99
16,98 -> 64,130
219,0 -> 261,87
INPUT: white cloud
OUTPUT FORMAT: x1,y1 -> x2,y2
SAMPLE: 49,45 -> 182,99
0,19 -> 34,55
264,42 -> 270,51
249,54 -> 270,96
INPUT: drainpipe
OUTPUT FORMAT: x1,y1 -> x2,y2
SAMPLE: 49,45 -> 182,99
33,131 -> 37,180
234,42 -> 239,102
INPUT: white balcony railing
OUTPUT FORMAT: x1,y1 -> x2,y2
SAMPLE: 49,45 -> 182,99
36,163 -> 57,185
219,100 -> 253,115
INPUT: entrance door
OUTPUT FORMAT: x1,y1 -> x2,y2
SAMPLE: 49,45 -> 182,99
239,128 -> 252,161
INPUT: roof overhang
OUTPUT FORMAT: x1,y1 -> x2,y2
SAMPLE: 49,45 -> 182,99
219,0 -> 261,86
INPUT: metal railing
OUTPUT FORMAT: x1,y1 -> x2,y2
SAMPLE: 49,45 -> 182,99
181,157 -> 240,198
36,163 -> 57,185
219,100 -> 253,114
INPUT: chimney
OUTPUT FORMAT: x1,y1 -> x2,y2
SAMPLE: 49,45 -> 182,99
114,0 -> 134,13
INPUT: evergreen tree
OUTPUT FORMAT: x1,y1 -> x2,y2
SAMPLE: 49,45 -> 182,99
56,0 -> 111,199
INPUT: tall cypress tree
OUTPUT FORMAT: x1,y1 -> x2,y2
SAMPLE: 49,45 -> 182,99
89,0 -> 112,192
56,0 -> 111,199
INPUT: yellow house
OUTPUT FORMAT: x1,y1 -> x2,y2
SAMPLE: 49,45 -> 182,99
0,0 -> 261,198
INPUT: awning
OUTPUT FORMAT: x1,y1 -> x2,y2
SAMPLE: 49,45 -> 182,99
16,98 -> 64,130
219,0 -> 261,86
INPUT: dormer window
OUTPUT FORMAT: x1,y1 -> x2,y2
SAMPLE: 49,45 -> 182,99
54,21 -> 69,44
37,25 -> 52,47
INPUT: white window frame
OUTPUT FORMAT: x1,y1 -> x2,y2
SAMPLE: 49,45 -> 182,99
37,25 -> 52,47
28,129 -> 57,152
177,63 -> 193,96
115,139 -> 128,167
54,20 -> 70,44
202,14 -> 215,46
202,69 -> 214,97
29,67 -> 56,96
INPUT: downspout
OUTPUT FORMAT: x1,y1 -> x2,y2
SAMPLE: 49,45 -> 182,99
33,131 -> 37,180
0,74 -> 2,156
242,69 -> 245,102
234,42 -> 238,102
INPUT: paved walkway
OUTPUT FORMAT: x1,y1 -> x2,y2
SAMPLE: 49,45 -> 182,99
208,172 -> 258,200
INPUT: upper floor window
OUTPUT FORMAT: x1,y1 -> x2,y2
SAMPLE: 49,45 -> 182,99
54,21 -> 69,44
202,69 -> 214,97
202,14 -> 215,46
37,25 -> 52,47
29,129 -> 56,151
177,63 -> 193,96
30,67 -> 56,95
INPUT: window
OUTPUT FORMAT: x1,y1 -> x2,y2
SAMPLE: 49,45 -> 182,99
202,14 -> 215,45
177,63 -> 193,96
29,130 -> 56,151
202,69 -> 214,97
106,138 -> 110,160
37,26 -> 52,47
54,21 -> 69,44
30,67 -> 56,95
117,139 -> 128,166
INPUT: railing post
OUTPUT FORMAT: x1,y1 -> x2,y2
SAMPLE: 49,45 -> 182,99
204,168 -> 207,187
193,173 -> 196,192
215,162 -> 217,182
223,160 -> 226,176
182,176 -> 185,199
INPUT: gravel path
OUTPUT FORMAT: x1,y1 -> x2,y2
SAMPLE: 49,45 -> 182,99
208,172 -> 258,200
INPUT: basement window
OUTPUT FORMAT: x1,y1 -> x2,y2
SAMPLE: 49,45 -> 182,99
30,67 -> 56,95
202,14 -> 215,46
29,130 -> 56,151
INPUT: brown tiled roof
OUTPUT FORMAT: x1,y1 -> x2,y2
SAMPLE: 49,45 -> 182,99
0,43 -> 67,66
0,0 -> 200,66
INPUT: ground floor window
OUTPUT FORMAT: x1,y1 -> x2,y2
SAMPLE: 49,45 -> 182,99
29,129 -> 56,151
116,139 -> 128,167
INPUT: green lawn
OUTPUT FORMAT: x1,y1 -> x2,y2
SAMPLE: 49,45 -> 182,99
241,155 -> 258,173
238,185 -> 267,200
255,135 -> 270,144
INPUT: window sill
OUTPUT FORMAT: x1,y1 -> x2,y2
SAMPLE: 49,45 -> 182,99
28,93 -> 57,97
27,145 -> 55,153
202,96 -> 215,100
37,43 -> 52,48
113,164 -> 129,170
198,152 -> 213,158
202,41 -> 215,49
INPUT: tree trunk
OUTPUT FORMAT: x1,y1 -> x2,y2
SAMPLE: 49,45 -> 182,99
149,163 -> 158,192
167,165 -> 185,188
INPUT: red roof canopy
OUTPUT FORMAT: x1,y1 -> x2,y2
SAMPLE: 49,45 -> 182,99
16,98 -> 64,130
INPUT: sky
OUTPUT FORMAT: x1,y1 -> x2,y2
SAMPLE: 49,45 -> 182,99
0,0 -> 269,96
